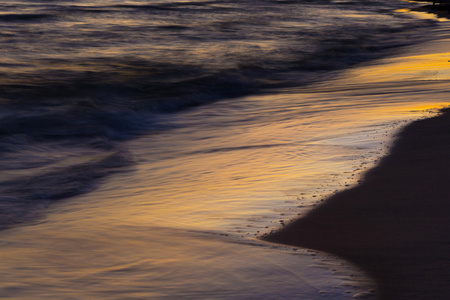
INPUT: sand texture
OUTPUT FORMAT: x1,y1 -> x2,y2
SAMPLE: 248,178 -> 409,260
263,108 -> 450,299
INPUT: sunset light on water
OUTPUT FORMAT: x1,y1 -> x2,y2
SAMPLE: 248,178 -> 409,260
0,0 -> 450,299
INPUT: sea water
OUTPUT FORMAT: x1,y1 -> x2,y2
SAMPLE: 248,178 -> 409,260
0,0 -> 449,298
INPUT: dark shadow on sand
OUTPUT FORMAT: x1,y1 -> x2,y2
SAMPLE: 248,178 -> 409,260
263,108 -> 450,299
412,2 -> 450,19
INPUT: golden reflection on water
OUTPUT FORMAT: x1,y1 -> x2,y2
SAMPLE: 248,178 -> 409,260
61,83 -> 448,237
0,5 -> 449,300
1,13 -> 449,299
343,52 -> 450,83
2,77 -> 442,298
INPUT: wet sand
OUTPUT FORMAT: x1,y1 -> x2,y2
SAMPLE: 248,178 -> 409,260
263,5 -> 450,298
263,107 -> 450,299
413,3 -> 450,19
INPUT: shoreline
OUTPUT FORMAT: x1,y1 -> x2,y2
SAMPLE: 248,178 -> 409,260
263,5 -> 450,299
412,3 -> 450,19
263,107 -> 450,299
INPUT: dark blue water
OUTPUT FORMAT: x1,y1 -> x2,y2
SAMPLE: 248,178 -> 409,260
0,0 -> 436,228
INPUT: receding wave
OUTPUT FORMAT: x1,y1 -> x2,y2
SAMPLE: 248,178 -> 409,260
0,0 -> 437,229
0,151 -> 133,230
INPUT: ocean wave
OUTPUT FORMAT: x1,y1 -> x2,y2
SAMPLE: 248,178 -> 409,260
0,14 -> 54,22
0,108 -> 150,140
0,0 -> 438,229
0,150 -> 133,230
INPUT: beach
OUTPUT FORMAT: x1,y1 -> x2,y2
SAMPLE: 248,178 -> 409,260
1,1 -> 450,298
413,3 -> 450,19
264,107 -> 450,299
264,6 -> 450,299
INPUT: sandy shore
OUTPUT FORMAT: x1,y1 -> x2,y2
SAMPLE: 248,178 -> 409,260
413,3 -> 450,19
263,5 -> 450,299
263,107 -> 450,299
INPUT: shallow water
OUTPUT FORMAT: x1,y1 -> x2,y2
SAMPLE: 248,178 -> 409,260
0,0 -> 437,227
1,1 -> 450,299
2,40 -> 450,300
0,219 -> 373,299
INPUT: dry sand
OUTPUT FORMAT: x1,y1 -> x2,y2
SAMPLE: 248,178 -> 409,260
263,107 -> 450,299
